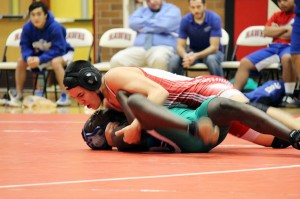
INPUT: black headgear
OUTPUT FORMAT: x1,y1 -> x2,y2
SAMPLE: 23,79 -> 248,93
82,109 -> 127,150
64,60 -> 102,91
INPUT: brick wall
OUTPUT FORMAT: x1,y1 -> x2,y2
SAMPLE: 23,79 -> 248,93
94,0 -> 225,62
94,0 -> 123,62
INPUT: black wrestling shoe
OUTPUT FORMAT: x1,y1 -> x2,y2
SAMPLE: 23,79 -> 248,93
289,130 -> 300,150
279,94 -> 300,108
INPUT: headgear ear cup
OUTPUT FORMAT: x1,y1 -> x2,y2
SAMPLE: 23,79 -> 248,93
77,67 -> 101,91
64,60 -> 102,91
63,73 -> 80,90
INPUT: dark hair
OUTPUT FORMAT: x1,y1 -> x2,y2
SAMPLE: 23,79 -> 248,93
29,1 -> 48,15
64,60 -> 102,91
188,0 -> 206,4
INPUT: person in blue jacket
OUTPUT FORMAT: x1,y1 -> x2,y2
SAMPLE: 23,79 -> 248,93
110,0 -> 181,71
8,1 -> 74,107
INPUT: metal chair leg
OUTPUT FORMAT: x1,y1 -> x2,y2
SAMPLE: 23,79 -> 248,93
42,71 -> 48,98
32,73 -> 38,95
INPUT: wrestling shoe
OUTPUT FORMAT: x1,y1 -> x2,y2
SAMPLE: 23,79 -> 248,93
289,130 -> 300,150
279,94 -> 300,108
56,93 -> 71,106
7,90 -> 22,107
196,117 -> 219,146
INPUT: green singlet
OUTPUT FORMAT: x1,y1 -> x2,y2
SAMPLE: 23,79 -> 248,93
115,97 -> 228,153
154,96 -> 228,153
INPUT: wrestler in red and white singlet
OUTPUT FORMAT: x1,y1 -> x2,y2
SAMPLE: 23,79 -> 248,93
140,68 -> 244,109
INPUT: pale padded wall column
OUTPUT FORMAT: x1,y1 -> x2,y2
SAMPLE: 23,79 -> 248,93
268,0 -> 280,19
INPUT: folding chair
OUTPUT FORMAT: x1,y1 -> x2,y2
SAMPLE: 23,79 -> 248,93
93,28 -> 137,73
66,28 -> 94,62
33,28 -> 94,100
184,28 -> 229,76
0,28 -> 22,96
221,25 -> 280,83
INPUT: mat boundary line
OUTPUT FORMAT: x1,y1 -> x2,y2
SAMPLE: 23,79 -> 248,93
1,164 -> 299,189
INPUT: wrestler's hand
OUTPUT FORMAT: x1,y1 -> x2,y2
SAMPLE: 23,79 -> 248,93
115,120 -> 142,144
105,122 -> 119,147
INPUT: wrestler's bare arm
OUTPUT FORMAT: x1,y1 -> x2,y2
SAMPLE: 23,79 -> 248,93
104,67 -> 169,144
105,67 -> 169,106
116,90 -> 135,123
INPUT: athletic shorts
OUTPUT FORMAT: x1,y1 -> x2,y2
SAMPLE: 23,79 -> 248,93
246,43 -> 290,71
33,51 -> 74,72
62,51 -> 74,65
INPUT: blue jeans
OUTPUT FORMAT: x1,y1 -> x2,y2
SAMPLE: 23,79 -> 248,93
168,51 -> 224,77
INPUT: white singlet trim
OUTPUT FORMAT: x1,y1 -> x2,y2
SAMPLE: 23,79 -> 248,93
143,68 -> 193,81
240,129 -> 260,142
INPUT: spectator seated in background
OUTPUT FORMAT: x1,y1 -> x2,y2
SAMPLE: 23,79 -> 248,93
7,1 -> 74,107
233,0 -> 299,108
168,0 -> 224,77
109,0 -> 181,71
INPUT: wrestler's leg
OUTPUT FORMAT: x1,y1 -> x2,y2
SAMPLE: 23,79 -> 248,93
221,89 -> 296,147
197,79 -> 299,148
127,94 -> 219,145
228,121 -> 290,148
247,103 -> 300,147
226,89 -> 300,130
223,86 -> 299,130
206,97 -> 299,147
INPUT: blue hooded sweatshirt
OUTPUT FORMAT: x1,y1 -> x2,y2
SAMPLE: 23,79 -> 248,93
20,12 -> 74,64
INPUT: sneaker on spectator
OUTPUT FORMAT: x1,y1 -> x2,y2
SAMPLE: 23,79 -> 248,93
7,90 -> 23,107
56,93 -> 71,106
279,94 -> 300,108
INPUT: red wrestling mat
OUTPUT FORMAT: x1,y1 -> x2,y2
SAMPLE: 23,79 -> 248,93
0,114 -> 299,199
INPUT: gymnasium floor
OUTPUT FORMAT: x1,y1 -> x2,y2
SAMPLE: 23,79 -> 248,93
0,99 -> 300,199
